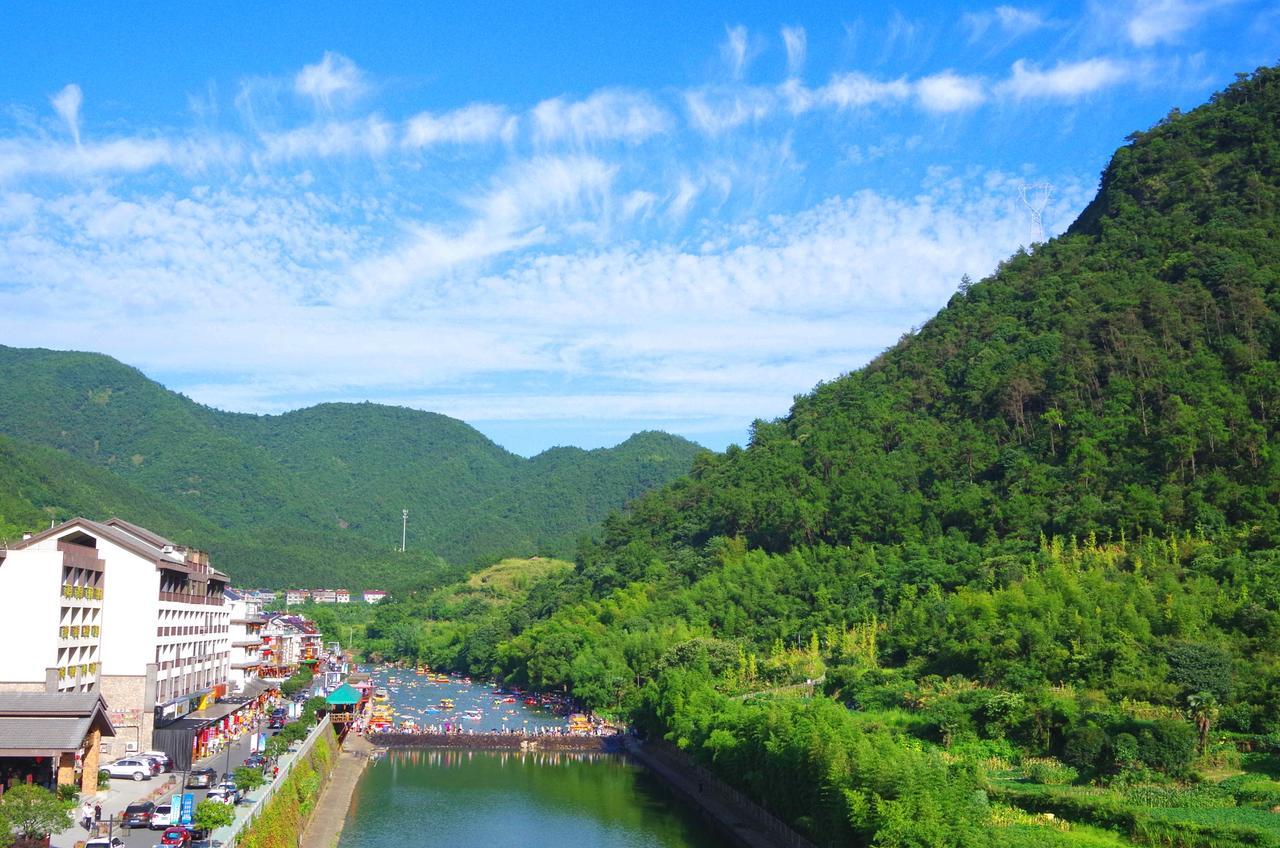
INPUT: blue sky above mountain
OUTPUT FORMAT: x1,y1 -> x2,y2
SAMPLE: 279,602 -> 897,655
1,2 -> 1277,455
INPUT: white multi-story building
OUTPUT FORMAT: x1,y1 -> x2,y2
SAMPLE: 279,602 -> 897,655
335,589 -> 350,604
311,589 -> 337,604
225,589 -> 265,694
0,518 -> 230,758
363,590 -> 387,604
284,590 -> 308,606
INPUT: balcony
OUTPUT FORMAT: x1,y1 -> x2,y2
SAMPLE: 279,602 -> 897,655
231,660 -> 261,670
158,591 -> 225,606
231,638 -> 263,648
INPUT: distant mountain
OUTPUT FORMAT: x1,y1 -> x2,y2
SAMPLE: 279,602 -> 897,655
0,346 -> 705,587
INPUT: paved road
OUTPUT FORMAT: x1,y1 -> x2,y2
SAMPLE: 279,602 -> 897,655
53,718 -> 280,848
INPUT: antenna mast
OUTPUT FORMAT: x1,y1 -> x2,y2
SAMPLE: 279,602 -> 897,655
401,509 -> 408,553
1019,182 -> 1052,244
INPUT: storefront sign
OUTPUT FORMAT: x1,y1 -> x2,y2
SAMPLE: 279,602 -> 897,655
179,793 -> 194,827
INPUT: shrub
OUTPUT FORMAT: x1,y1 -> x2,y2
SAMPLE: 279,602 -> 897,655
1137,720 -> 1197,776
55,784 -> 78,802
1063,725 -> 1109,773
1025,759 -> 1079,786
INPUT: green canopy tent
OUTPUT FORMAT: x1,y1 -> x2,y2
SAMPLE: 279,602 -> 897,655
326,683 -> 361,707
326,683 -> 363,734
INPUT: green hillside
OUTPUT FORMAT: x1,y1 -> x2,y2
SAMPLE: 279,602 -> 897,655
0,349 -> 703,586
365,67 -> 1280,848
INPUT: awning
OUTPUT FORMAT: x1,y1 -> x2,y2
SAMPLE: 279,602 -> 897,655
326,683 -> 361,706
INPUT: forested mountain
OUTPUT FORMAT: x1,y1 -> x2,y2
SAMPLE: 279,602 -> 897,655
0,347 -> 703,586
357,67 -> 1280,848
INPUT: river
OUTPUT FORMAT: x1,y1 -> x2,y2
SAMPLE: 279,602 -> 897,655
337,670 -> 730,848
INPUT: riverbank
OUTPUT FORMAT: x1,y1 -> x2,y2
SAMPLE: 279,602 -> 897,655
299,734 -> 373,848
622,737 -> 817,848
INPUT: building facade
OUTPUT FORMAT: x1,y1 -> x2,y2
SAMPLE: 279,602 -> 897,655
225,589 -> 265,694
0,518 -> 231,759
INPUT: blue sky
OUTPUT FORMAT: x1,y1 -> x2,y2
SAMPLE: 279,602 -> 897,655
1,3 -> 1277,455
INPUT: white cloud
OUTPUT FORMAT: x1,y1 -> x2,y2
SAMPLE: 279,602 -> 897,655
963,5 -> 1050,41
294,51 -> 367,110
403,103 -> 515,148
721,25 -> 751,78
531,90 -> 672,145
684,86 -> 777,134
50,84 -> 84,147
781,26 -> 807,76
915,72 -> 987,111
0,136 -> 242,183
258,117 -> 394,162
997,58 -> 1130,99
1126,0 -> 1220,46
0,156 -> 1091,451
818,73 -> 913,109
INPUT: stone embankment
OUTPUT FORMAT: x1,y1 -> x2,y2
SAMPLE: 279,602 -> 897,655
366,731 -> 622,752
299,734 -> 374,848
622,736 -> 818,848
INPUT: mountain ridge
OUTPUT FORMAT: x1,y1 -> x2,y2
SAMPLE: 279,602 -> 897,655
0,344 -> 705,586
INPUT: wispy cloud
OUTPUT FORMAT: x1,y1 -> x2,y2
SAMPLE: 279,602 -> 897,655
997,58 -> 1131,99
781,26 -> 807,76
963,5 -> 1051,42
294,51 -> 367,110
1126,0 -> 1223,47
916,72 -> 987,111
258,116 -> 394,162
403,103 -> 515,148
721,25 -> 752,79
531,90 -> 672,145
50,84 -> 84,147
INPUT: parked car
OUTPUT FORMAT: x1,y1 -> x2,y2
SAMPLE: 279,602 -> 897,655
160,827 -> 192,847
149,804 -> 173,830
204,789 -> 238,809
186,767 -> 218,788
102,758 -> 154,781
243,753 -> 268,769
140,750 -> 172,771
137,755 -> 164,775
85,837 -> 124,848
121,801 -> 156,829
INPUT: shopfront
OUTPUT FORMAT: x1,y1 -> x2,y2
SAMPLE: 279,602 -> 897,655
152,682 -> 278,770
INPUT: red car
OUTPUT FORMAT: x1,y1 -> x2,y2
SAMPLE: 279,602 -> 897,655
160,827 -> 192,847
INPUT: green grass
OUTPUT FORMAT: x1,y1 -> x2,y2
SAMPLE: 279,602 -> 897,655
1143,807 -> 1280,834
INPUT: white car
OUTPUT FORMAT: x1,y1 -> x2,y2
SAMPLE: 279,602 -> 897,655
85,837 -> 124,848
150,804 -> 174,830
205,785 -> 237,804
100,758 -> 154,781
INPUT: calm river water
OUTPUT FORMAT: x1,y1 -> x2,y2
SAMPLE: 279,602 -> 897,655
338,671 -> 729,848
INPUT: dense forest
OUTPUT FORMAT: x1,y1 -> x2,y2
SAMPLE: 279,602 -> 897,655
339,67 -> 1280,847
0,348 -> 702,586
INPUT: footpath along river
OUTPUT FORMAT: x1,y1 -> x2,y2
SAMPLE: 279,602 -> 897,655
336,669 -> 729,848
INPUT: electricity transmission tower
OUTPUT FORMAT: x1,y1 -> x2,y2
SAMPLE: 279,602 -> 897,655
1019,182 -> 1052,244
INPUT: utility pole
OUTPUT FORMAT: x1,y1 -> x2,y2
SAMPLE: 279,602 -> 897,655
401,509 -> 408,553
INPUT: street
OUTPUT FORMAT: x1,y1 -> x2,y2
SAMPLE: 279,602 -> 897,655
53,718 -> 274,848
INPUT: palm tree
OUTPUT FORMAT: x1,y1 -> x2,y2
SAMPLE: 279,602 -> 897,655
1187,691 -> 1220,753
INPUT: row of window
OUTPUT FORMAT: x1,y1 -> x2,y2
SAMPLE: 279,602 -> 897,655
58,624 -> 100,639
61,584 -> 104,600
57,662 -> 98,679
